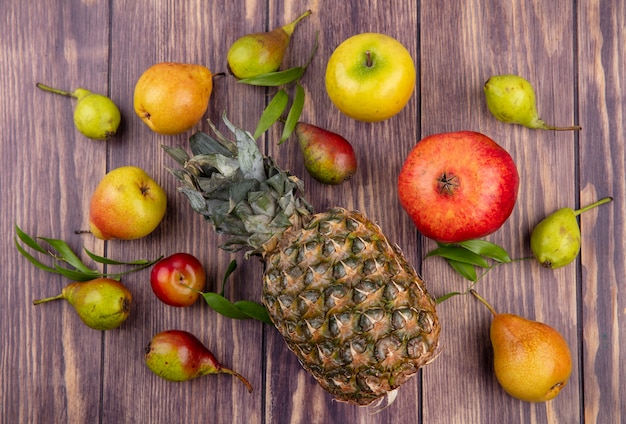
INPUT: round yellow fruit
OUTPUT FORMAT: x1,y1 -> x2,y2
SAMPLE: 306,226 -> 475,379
133,62 -> 214,135
89,166 -> 167,240
325,33 -> 416,122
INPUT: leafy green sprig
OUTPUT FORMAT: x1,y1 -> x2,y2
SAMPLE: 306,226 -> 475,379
238,32 -> 319,142
16,225 -> 272,323
426,239 -> 531,303
14,225 -> 162,281
199,260 -> 272,324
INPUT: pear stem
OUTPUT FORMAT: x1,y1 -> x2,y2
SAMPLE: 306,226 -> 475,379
573,196 -> 613,217
33,293 -> 64,305
219,366 -> 254,393
282,9 -> 312,36
533,117 -> 581,131
543,124 -> 582,131
469,289 -> 498,317
36,83 -> 76,98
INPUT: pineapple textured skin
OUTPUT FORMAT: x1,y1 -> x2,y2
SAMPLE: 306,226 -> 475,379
263,207 -> 440,405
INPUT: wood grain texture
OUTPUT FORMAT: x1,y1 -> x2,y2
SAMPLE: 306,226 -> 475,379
1,1 -> 110,422
578,1 -> 625,424
0,0 -> 623,423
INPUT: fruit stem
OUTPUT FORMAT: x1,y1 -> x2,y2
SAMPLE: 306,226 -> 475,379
282,9 -> 312,36
33,293 -> 64,305
219,366 -> 254,393
365,50 -> 373,67
469,289 -> 497,317
535,117 -> 582,131
36,83 -> 75,98
303,31 -> 320,71
543,124 -> 582,131
573,196 -> 613,216
212,72 -> 226,81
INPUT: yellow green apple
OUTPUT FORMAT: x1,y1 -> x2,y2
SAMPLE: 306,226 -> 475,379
89,166 -> 167,240
325,33 -> 416,122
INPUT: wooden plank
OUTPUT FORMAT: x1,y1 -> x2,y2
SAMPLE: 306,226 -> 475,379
419,1 -> 582,423
578,1 -> 625,422
0,0 -> 111,422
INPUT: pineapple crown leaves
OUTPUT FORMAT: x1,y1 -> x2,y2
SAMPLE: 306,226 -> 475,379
163,113 -> 314,257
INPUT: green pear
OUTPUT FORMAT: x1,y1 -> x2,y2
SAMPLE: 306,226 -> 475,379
33,278 -> 132,330
530,196 -> 613,269
484,74 -> 581,131
36,82 -> 121,139
227,10 -> 311,79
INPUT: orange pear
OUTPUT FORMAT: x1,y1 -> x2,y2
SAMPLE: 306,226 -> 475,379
471,290 -> 572,402
134,62 -> 214,135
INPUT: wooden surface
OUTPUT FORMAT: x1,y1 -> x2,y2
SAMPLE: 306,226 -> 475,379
1,0 -> 623,423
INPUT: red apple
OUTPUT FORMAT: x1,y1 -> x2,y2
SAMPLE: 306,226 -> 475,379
398,131 -> 519,243
150,253 -> 206,307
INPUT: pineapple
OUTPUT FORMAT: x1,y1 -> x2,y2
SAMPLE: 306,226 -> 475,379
163,115 -> 440,406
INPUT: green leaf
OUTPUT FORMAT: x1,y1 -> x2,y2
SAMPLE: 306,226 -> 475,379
303,31 -> 320,69
253,89 -> 289,139
38,237 -> 94,273
233,300 -> 272,324
14,237 -> 59,274
426,245 -> 490,268
84,247 -> 156,266
458,239 -> 512,263
15,225 -> 47,254
16,226 -> 161,282
201,259 -> 270,324
52,264 -> 100,282
220,259 -> 238,296
238,67 -> 305,87
279,83 -> 305,144
446,259 -> 478,281
202,292 -> 251,320
435,291 -> 462,304
102,259 -> 162,280
14,236 -> 99,281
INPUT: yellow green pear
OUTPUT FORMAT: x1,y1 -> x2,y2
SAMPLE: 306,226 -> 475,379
471,290 -> 572,402
89,166 -> 167,240
134,62 -> 215,135
36,82 -> 121,140
530,196 -> 613,269
484,74 -> 581,131
33,278 -> 132,331
227,10 -> 311,79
